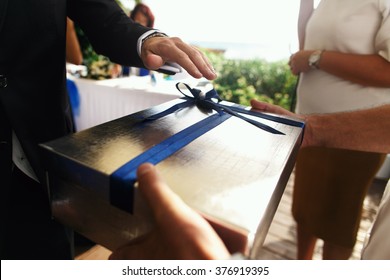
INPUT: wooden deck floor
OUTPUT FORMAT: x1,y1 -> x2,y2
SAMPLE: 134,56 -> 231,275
76,171 -> 387,260
256,172 -> 387,260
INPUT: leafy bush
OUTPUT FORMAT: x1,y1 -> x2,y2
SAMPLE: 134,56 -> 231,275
205,50 -> 297,110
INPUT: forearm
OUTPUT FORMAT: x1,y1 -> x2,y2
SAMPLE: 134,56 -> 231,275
304,105 -> 390,153
66,19 -> 83,65
319,51 -> 390,87
68,0 -> 150,67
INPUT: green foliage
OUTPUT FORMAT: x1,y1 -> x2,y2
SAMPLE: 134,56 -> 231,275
204,50 -> 297,110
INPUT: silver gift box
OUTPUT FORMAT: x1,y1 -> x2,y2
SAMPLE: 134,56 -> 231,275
40,98 -> 304,259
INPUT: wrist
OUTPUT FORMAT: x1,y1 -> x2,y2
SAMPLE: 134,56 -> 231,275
308,50 -> 324,69
137,30 -> 168,57
304,114 -> 324,148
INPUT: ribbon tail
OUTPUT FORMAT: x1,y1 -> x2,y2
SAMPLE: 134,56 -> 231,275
228,106 -> 304,128
141,99 -> 193,121
237,114 -> 285,135
217,103 -> 285,135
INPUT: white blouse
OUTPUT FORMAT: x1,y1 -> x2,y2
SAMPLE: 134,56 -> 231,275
296,0 -> 390,114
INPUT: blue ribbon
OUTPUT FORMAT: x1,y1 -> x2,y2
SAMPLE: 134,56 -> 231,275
141,83 -> 304,134
110,83 -> 305,213
110,113 -> 231,213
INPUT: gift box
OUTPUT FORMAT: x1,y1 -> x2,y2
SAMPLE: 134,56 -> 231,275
40,84 -> 304,259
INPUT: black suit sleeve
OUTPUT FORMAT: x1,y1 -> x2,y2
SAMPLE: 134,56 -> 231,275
67,0 -> 152,67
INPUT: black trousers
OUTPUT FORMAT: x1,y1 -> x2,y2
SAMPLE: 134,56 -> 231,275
1,166 -> 74,260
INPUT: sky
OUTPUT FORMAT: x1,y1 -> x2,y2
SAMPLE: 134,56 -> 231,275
119,0 -> 303,61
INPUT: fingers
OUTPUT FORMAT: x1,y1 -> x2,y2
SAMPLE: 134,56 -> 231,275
288,54 -> 300,76
136,163 -> 206,224
142,37 -> 217,80
289,50 -> 315,75
250,99 -> 269,111
136,163 -> 230,259
136,163 -> 190,221
250,99 -> 295,117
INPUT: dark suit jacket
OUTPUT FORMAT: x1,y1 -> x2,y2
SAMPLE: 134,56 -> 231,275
0,0 -> 151,259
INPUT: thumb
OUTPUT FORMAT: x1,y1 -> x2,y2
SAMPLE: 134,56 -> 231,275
136,163 -> 183,219
143,53 -> 165,70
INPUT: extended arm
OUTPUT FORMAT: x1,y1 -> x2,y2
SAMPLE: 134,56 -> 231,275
305,104 -> 390,153
66,18 -> 83,65
250,100 -> 390,153
290,0 -> 390,87
67,0 -> 216,80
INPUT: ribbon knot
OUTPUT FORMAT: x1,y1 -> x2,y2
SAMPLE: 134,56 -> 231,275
176,83 -> 222,113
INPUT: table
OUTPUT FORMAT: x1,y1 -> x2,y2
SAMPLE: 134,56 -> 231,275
68,74 -> 206,131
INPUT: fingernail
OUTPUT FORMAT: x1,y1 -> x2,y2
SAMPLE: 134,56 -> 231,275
137,163 -> 154,177
208,68 -> 217,79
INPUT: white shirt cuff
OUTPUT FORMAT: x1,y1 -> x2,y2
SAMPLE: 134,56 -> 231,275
137,29 -> 161,58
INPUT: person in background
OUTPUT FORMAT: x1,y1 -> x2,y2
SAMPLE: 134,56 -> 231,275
119,3 -> 156,77
287,0 -> 390,259
66,18 -> 83,66
130,3 -> 155,28
109,102 -> 390,260
0,0 -> 216,260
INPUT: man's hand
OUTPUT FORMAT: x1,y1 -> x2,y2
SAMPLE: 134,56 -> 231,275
141,36 -> 217,80
109,163 -> 230,260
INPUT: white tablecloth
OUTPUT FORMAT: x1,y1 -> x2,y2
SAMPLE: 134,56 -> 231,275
69,75 -> 186,131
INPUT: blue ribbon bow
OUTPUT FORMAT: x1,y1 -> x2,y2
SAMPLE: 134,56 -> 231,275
142,83 -> 303,134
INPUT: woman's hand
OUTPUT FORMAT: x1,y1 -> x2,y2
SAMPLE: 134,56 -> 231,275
288,50 -> 315,75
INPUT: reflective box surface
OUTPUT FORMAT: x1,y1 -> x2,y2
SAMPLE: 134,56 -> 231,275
41,98 -> 304,259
